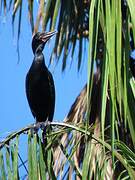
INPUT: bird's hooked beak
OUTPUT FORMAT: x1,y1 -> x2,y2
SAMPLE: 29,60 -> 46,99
39,30 -> 57,43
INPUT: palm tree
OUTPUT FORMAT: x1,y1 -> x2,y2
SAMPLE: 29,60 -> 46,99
0,0 -> 135,179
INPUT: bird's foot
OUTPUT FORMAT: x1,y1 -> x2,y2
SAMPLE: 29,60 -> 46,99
30,122 -> 41,134
40,121 -> 50,130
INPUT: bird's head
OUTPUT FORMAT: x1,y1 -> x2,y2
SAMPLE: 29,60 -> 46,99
32,30 -> 57,54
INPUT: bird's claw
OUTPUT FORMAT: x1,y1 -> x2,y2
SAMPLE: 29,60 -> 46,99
30,122 -> 41,134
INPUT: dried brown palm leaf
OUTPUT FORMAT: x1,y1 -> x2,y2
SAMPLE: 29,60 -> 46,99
53,71 -> 114,179
53,84 -> 86,177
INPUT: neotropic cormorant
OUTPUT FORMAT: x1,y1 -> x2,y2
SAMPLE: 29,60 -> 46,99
26,31 -> 57,123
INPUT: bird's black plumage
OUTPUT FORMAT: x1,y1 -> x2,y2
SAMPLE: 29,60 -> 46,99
26,31 -> 57,122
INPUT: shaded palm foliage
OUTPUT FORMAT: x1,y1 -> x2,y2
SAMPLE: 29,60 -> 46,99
0,0 -> 135,179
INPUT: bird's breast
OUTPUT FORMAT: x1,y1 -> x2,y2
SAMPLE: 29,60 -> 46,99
28,64 -> 50,89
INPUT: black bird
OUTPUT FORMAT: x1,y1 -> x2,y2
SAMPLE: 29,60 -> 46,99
26,31 -> 57,123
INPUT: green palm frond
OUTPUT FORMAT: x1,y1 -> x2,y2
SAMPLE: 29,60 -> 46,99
0,121 -> 135,179
54,74 -> 134,179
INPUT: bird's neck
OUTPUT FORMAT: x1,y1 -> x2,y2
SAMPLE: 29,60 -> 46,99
34,44 -> 44,54
33,51 -> 48,73
34,52 -> 44,63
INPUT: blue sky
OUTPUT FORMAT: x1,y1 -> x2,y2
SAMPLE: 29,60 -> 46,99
0,7 -> 87,175
0,5 -> 87,138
